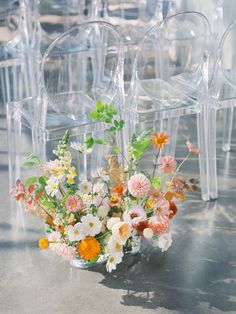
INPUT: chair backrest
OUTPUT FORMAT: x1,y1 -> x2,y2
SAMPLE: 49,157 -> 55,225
129,11 -> 211,114
211,19 -> 236,102
40,21 -> 125,120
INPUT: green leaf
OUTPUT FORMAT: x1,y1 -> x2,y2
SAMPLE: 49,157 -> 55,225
86,255 -> 100,265
114,120 -> 119,128
89,110 -> 100,121
20,153 -> 41,167
95,139 -> 104,145
113,145 -> 119,154
151,177 -> 161,188
107,126 -> 116,132
25,176 -> 38,187
118,120 -> 125,129
85,136 -> 94,149
39,176 -> 47,187
96,100 -> 104,112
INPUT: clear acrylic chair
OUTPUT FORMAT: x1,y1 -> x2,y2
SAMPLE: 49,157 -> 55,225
128,11 -> 212,201
208,20 -> 236,199
8,21 -> 125,182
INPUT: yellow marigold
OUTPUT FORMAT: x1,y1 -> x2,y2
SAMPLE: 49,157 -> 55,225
151,131 -> 169,150
38,237 -> 49,249
77,237 -> 101,261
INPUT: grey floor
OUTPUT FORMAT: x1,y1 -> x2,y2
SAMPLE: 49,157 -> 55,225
0,107 -> 236,314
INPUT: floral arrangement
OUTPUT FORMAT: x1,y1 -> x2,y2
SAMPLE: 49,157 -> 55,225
11,101 -> 199,272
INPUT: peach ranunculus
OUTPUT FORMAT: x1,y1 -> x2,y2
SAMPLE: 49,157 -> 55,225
112,221 -> 131,244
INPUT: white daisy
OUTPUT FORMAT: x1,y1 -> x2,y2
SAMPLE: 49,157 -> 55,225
107,235 -> 123,253
67,223 -> 86,242
106,217 -> 121,230
78,180 -> 92,193
81,214 -> 102,236
71,142 -> 92,154
106,252 -> 124,273
45,177 -> 59,196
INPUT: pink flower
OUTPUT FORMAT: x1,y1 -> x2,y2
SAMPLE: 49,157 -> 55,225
48,231 -> 62,243
128,173 -> 151,198
149,214 -> 170,235
155,199 -> 170,216
65,195 -> 82,212
157,232 -> 172,252
186,141 -> 201,154
51,243 -> 77,260
148,188 -> 164,201
123,205 -> 147,225
159,156 -> 177,174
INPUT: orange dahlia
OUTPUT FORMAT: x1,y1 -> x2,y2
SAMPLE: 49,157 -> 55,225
151,132 -> 169,150
77,237 -> 101,261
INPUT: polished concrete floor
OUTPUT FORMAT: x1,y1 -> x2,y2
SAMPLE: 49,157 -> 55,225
0,108 -> 236,314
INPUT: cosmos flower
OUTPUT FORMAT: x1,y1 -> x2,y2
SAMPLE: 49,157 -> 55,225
151,131 -> 169,150
70,142 -> 92,154
186,141 -> 200,154
81,214 -> 102,237
65,195 -> 82,212
159,155 -> 177,174
123,205 -> 147,225
106,252 -> 124,272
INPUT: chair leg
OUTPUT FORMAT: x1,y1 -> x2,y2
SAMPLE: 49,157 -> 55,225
166,116 -> 179,156
222,106 -> 234,152
197,110 -> 210,201
208,108 -> 218,200
7,104 -> 22,189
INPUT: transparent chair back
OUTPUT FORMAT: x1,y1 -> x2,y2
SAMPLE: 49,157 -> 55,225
128,11 -> 212,201
38,21 -> 125,179
211,20 -> 236,152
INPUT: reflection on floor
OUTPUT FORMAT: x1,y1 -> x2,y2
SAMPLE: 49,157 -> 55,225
0,106 -> 236,314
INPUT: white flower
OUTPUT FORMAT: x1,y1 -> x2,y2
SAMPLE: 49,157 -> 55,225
97,205 -> 110,218
123,205 -> 147,225
93,182 -> 105,194
93,195 -> 109,207
53,217 -> 62,226
157,232 -> 172,252
45,177 -> 59,196
71,142 -> 92,154
107,236 -> 123,253
96,167 -> 109,181
143,228 -> 154,239
81,214 -> 102,236
112,221 -> 131,244
78,181 -> 92,193
106,252 -> 124,272
67,223 -> 86,242
44,159 -> 65,180
106,217 -> 121,230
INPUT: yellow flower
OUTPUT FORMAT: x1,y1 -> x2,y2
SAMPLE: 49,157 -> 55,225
69,167 -> 77,176
38,237 -> 49,249
146,198 -> 156,209
67,175 -> 75,184
77,237 -> 101,261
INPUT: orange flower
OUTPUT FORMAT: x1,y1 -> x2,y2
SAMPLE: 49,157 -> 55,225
174,191 -> 185,201
77,237 -> 101,261
111,184 -> 125,196
151,132 -> 169,150
165,191 -> 174,201
38,237 -> 49,249
169,201 -> 178,219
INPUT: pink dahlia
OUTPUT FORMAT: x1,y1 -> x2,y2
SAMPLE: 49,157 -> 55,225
159,155 -> 177,174
51,243 -> 77,260
128,173 -> 151,198
65,195 -> 82,212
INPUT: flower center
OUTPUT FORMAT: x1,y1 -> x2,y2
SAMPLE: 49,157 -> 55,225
130,213 -> 138,219
74,229 -> 79,234
89,222 -> 94,228
119,224 -> 130,238
110,256 -> 115,263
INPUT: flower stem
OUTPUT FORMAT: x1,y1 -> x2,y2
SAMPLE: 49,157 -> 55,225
152,150 -> 160,178
171,152 -> 191,181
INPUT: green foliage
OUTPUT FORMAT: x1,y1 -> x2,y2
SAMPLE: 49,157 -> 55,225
85,136 -> 94,149
53,130 -> 69,157
20,154 -> 41,168
130,130 -> 152,161
25,176 -> 38,187
89,100 -> 117,123
151,177 -> 161,188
